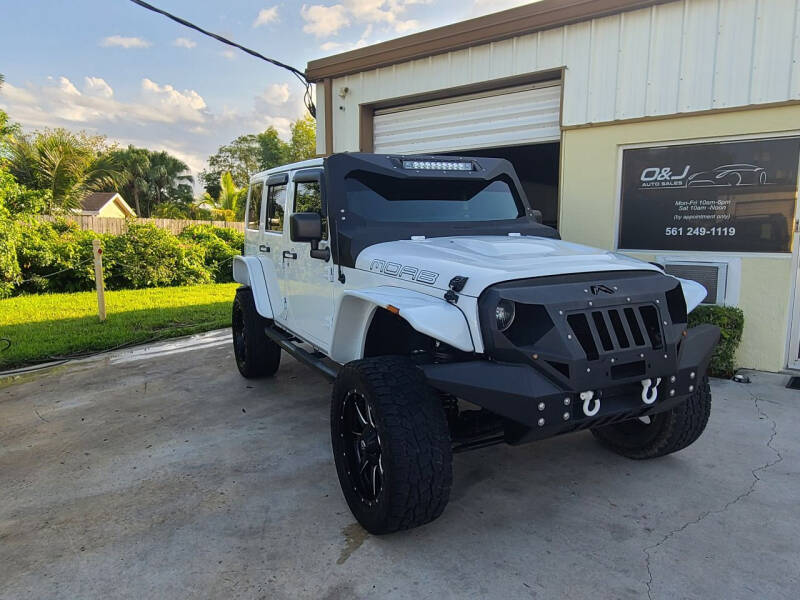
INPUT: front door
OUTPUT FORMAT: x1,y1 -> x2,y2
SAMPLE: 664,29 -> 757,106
285,173 -> 335,351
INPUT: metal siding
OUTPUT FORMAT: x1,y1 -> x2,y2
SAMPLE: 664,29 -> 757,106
713,0 -> 758,108
678,0 -> 720,113
329,0 -> 800,151
373,85 -> 562,154
644,1 -> 685,116
751,0 -> 797,103
794,1 -> 800,97
562,21 -> 592,125
588,14 -> 622,123
616,8 -> 652,119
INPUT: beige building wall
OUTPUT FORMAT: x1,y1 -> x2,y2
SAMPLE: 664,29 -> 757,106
560,104 -> 800,371
96,200 -> 129,219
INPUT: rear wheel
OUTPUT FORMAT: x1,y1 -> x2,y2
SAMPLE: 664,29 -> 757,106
331,357 -> 452,534
591,376 -> 711,459
232,287 -> 281,378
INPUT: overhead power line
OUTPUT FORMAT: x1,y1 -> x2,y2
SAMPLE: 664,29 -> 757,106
126,0 -> 316,117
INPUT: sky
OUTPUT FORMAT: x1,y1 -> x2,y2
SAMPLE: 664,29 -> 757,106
0,0 -> 533,182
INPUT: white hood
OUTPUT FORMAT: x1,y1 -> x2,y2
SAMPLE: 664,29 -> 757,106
355,235 -> 663,297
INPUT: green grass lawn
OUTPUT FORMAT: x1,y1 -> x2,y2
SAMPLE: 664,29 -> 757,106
0,283 -> 238,369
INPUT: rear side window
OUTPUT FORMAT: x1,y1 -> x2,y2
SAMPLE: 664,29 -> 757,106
246,182 -> 264,231
294,181 -> 327,240
266,184 -> 287,232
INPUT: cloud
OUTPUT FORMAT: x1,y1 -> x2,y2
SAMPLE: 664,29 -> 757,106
100,35 -> 152,48
221,49 -> 236,60
304,1 -> 429,42
84,77 -> 114,98
320,25 -> 373,52
301,4 -> 350,37
253,6 -> 279,27
141,79 -> 207,123
173,37 -> 197,49
260,83 -> 291,105
470,0 -> 537,17
0,74 -> 310,188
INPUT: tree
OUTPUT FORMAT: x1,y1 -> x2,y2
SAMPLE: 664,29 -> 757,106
0,74 -> 20,144
112,146 -> 150,216
6,129 -> 127,214
200,117 -> 316,196
112,146 -> 193,217
288,114 -> 316,163
202,171 -> 247,220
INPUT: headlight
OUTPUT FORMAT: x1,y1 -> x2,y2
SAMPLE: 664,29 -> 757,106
495,299 -> 515,331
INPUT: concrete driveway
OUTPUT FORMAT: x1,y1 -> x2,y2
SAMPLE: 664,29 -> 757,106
1,330 -> 797,600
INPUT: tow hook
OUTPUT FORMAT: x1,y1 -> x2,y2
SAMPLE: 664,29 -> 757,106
640,378 -> 662,405
580,391 -> 600,417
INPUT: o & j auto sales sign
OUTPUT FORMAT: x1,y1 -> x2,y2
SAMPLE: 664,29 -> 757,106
618,137 -> 800,253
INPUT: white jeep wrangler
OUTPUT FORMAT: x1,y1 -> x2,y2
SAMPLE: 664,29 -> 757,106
232,153 -> 719,534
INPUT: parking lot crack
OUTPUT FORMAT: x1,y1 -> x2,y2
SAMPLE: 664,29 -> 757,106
642,393 -> 783,600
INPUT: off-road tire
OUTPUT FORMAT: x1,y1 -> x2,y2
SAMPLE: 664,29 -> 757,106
591,376 -> 711,459
331,357 -> 453,534
232,287 -> 280,378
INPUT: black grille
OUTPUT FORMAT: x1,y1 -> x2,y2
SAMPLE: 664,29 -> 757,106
568,305 -> 662,359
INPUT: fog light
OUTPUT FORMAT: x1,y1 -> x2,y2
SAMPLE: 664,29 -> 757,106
495,299 -> 516,331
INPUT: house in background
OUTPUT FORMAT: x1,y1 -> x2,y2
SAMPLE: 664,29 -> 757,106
77,192 -> 136,218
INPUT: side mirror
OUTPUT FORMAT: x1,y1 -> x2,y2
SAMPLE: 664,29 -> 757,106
290,212 -> 322,242
289,212 -> 330,261
529,209 -> 543,224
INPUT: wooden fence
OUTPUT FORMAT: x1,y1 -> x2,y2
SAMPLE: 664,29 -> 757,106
36,215 -> 244,235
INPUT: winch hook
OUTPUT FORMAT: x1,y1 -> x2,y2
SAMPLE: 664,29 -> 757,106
580,391 -> 600,417
641,378 -> 662,405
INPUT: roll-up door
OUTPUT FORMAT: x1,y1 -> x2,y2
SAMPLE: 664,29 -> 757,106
373,82 -> 561,155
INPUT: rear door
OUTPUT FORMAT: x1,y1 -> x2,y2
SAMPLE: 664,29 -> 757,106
262,174 -> 292,325
284,170 -> 335,350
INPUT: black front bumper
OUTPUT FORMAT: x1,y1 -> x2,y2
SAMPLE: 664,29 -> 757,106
420,324 -> 719,445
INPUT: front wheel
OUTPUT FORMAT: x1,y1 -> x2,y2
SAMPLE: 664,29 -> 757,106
591,376 -> 711,459
232,287 -> 281,378
331,357 -> 453,534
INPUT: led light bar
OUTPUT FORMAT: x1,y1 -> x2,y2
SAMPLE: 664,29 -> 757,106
401,160 -> 474,171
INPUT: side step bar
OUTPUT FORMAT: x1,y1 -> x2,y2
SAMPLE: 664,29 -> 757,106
263,325 -> 339,381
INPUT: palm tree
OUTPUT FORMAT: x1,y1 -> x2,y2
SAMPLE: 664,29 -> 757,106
145,151 -> 193,216
202,171 -> 247,220
6,129 -> 127,213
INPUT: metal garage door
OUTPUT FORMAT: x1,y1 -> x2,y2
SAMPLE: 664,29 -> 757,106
373,82 -> 561,155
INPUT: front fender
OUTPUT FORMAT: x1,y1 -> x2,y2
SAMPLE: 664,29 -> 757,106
232,256 -> 273,319
329,286 -> 475,364
677,277 -> 708,313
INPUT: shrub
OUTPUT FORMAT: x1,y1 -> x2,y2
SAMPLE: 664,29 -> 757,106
0,200 -> 21,298
14,218 -> 97,294
104,223 -> 211,289
179,224 -> 243,283
688,304 -> 745,378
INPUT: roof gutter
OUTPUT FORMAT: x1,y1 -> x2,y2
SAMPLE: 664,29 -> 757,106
306,0 -> 674,82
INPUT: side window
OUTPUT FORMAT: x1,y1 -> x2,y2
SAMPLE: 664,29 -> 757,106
246,182 -> 264,231
266,184 -> 286,233
294,181 -> 327,240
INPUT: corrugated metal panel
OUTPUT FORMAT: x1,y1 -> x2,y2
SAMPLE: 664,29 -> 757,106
373,84 -> 561,155
330,0 -> 800,151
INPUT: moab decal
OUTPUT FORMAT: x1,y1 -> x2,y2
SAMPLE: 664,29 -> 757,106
369,259 -> 439,286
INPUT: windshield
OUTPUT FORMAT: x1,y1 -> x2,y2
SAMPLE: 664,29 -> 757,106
343,171 -> 524,223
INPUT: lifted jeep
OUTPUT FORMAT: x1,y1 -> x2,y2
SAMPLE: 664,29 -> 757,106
231,153 -> 719,534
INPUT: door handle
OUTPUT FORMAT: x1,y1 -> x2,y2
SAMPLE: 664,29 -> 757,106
283,250 -> 298,260
259,245 -> 270,253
